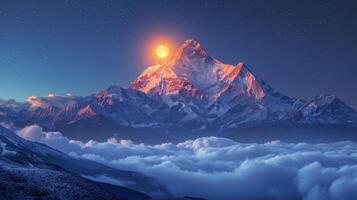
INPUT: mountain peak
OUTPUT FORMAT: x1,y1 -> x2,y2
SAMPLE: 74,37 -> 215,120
173,39 -> 212,62
130,39 -> 268,98
180,39 -> 201,49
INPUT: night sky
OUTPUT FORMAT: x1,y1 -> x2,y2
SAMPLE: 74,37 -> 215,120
1,0 -> 356,109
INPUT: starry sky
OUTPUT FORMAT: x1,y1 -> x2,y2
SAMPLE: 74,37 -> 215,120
0,0 -> 357,109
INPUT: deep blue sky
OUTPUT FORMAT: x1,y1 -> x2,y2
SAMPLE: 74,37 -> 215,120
0,0 -> 356,108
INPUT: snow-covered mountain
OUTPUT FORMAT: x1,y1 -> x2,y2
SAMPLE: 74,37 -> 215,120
0,125 -> 169,199
0,39 -> 356,142
130,40 -> 265,101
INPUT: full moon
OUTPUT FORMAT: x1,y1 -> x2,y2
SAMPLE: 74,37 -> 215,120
156,45 -> 169,58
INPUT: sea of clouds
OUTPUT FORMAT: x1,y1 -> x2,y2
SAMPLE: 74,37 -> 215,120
17,125 -> 357,200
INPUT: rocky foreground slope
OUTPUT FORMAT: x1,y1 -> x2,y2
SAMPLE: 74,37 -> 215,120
0,125 -> 170,199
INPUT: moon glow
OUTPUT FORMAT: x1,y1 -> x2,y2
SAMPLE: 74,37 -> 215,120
156,45 -> 169,58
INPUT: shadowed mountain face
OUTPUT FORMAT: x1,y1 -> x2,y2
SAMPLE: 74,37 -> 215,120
0,125 -> 170,199
0,39 -> 356,143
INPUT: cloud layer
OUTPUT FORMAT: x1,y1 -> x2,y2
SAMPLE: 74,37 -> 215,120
17,125 -> 357,200
26,94 -> 81,108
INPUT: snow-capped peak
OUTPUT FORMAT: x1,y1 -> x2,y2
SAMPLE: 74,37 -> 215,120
172,39 -> 212,62
76,105 -> 97,118
130,39 -> 267,102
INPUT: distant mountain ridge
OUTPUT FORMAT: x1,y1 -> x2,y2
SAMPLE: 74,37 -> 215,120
0,39 -> 356,142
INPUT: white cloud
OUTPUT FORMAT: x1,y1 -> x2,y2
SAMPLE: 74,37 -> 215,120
0,98 -> 28,111
26,94 -> 81,108
17,125 -> 357,200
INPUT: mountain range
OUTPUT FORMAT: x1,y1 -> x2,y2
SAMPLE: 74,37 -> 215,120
1,39 -> 356,143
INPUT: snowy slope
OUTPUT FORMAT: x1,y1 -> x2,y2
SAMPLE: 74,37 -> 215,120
0,125 -> 168,199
